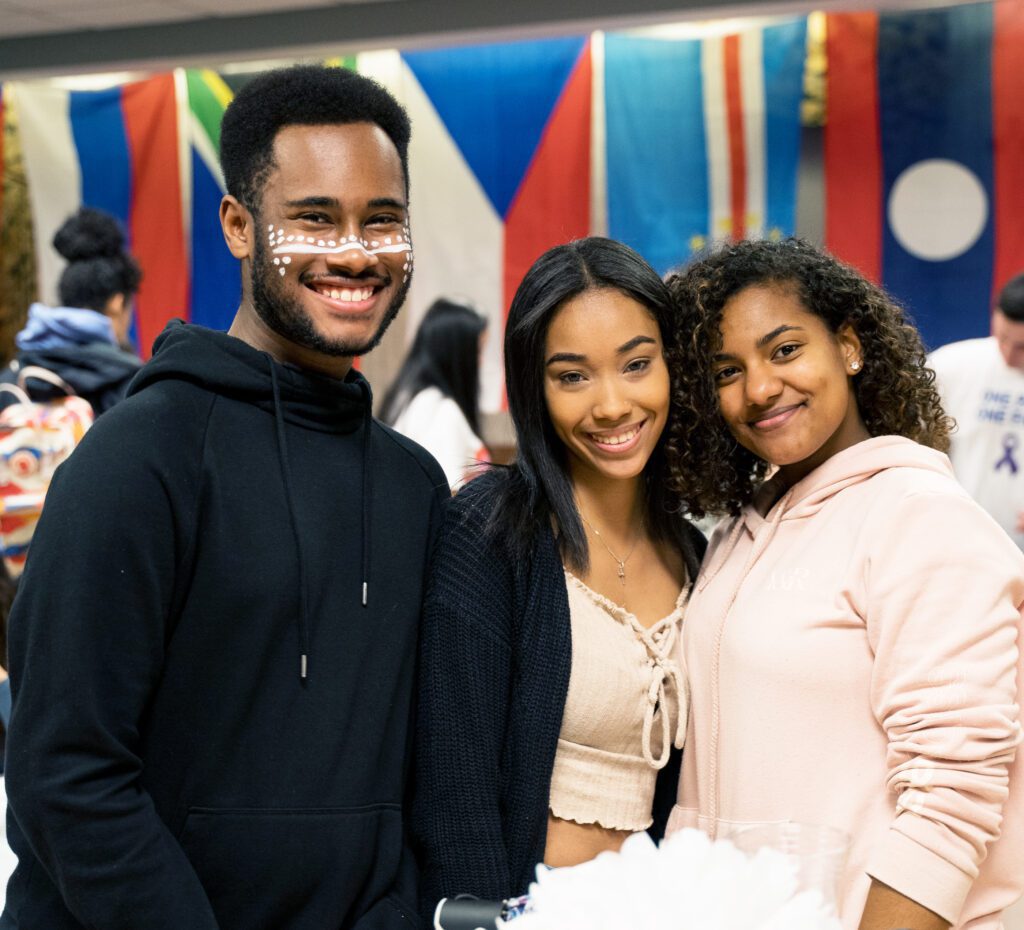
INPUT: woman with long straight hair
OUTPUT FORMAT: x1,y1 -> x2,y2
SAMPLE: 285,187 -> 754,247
412,237 -> 706,911
380,298 -> 489,489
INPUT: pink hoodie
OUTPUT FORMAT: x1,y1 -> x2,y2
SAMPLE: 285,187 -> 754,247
670,436 -> 1024,929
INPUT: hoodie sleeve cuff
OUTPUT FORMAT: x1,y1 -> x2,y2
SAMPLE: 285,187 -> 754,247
864,827 -> 972,924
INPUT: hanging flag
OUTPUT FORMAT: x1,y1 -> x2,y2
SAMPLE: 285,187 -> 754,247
183,68 -> 240,332
604,18 -> 808,275
13,75 -> 188,358
365,37 -> 592,411
825,2 -> 1024,350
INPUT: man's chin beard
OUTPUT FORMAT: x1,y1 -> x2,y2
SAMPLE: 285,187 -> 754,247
250,270 -> 409,359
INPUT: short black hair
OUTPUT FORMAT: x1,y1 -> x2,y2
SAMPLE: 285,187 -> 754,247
53,207 -> 142,312
220,64 -> 411,214
998,273 -> 1024,322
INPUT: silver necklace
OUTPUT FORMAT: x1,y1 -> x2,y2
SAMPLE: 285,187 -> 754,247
578,511 -> 643,586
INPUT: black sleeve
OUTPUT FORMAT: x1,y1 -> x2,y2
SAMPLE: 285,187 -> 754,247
411,484 -> 516,913
4,409 -> 220,929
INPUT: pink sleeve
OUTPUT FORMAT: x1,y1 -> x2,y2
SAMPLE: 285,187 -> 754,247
863,490 -> 1024,924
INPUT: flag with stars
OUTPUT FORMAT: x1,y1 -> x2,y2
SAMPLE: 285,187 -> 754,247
602,18 -> 808,275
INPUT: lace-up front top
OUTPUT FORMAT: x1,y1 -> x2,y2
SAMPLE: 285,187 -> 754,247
548,572 -> 689,832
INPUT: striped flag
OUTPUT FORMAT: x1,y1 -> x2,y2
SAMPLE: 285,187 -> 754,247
603,19 -> 808,274
363,37 -> 592,411
182,68 -> 240,332
13,74 -> 189,357
825,2 -> 1024,349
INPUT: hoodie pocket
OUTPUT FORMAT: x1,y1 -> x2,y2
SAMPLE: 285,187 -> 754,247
178,803 -> 404,930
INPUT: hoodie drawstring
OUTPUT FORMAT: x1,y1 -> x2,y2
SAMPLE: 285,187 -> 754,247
356,379 -> 373,609
270,363 -> 311,682
269,360 -> 374,682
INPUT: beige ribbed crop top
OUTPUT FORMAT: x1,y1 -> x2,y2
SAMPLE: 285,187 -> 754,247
548,571 -> 689,833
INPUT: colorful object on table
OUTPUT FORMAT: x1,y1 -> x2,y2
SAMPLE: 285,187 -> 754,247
825,1 -> 1024,350
0,368 -> 93,576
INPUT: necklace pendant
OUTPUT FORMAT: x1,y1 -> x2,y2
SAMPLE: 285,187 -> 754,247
617,563 -> 626,584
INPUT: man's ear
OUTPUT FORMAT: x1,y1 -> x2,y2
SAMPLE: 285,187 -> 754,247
221,195 -> 254,260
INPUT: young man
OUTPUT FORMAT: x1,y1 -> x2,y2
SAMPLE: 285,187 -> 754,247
2,65 -> 446,929
930,273 -> 1024,549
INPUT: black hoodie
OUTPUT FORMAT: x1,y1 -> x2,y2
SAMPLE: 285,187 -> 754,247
2,321 -> 448,930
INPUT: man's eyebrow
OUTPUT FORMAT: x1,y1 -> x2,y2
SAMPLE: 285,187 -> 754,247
546,352 -> 586,366
367,197 -> 407,210
284,197 -> 340,208
616,335 -> 657,354
756,324 -> 804,348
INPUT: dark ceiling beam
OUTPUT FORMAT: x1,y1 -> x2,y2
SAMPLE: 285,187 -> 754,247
0,0 -> 826,79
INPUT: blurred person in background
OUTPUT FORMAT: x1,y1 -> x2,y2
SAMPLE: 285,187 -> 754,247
2,207 -> 142,416
381,297 -> 490,489
930,272 -> 1024,549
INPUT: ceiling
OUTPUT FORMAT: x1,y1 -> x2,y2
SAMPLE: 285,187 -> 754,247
0,0 -> 862,79
0,0 -> 955,79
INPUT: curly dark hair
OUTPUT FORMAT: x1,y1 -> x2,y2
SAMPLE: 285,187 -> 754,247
665,238 -> 952,518
220,64 -> 411,215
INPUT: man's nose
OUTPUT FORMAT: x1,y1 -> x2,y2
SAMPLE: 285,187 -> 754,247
327,231 -> 380,276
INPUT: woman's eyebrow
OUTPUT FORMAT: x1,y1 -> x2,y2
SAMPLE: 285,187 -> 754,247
546,352 -> 585,366
756,324 -> 804,348
616,335 -> 657,353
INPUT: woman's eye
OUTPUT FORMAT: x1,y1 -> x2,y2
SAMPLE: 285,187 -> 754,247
558,371 -> 585,385
714,366 -> 739,383
625,358 -> 651,374
774,343 -> 801,359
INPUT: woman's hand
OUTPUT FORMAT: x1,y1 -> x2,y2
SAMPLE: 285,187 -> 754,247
858,879 -> 949,930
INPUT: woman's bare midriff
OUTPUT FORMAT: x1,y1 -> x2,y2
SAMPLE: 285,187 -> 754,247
543,813 -> 633,868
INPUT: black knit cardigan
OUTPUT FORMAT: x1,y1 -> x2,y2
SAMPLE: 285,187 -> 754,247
412,470 -> 706,911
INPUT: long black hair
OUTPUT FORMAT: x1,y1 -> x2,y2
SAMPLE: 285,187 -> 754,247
491,237 -> 700,578
380,298 -> 487,437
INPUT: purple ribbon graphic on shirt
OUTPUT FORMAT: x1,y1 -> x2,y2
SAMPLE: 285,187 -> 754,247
995,433 -> 1020,474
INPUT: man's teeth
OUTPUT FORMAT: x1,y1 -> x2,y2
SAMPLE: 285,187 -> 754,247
591,425 -> 640,445
316,286 -> 374,302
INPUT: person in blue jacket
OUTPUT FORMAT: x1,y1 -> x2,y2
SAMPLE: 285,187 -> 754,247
3,207 -> 142,415
1,64 -> 446,930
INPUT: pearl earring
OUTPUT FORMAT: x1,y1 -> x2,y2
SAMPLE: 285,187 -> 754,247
850,360 -> 861,371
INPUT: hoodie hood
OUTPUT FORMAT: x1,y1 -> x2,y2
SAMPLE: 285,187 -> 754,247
18,303 -> 118,351
132,320 -> 376,682
131,320 -> 369,433
745,435 -> 954,530
699,436 -> 955,593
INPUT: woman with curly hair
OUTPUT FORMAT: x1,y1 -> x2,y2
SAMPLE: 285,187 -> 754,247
665,238 -> 1024,930
413,238 -> 706,913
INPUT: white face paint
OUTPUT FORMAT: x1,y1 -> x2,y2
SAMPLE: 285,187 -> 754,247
268,226 -> 412,269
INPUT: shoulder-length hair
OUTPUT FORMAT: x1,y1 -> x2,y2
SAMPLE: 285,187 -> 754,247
380,298 -> 487,437
491,237 -> 697,575
665,237 -> 953,518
